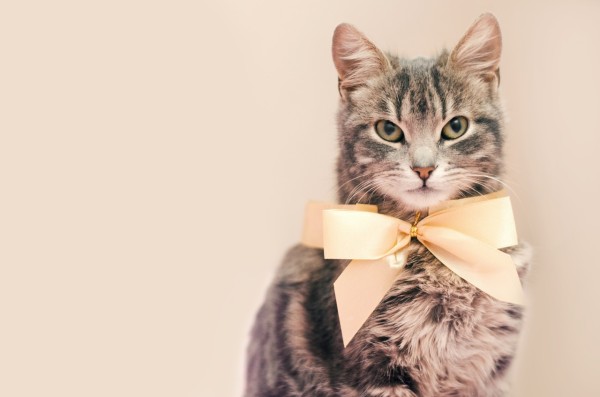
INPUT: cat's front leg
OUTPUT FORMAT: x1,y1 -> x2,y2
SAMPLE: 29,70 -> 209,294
341,337 -> 421,397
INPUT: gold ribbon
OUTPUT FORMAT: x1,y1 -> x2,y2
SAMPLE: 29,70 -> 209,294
301,190 -> 524,347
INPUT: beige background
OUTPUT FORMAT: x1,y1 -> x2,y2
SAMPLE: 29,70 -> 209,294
1,1 -> 599,396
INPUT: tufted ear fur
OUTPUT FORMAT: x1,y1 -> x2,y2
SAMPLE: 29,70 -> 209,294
449,13 -> 502,85
332,23 -> 391,100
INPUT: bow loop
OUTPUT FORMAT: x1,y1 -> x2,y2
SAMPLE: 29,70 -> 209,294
322,209 -> 411,260
418,195 -> 518,249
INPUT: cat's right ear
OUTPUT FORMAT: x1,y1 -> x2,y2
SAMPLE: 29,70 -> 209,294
448,13 -> 502,86
332,23 -> 391,101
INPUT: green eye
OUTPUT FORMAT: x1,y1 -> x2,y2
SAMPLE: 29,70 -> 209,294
441,116 -> 469,140
375,120 -> 404,142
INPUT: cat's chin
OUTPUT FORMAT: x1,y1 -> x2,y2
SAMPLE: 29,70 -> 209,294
398,187 -> 451,210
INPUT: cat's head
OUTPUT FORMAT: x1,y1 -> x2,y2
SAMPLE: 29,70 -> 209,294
333,13 -> 505,213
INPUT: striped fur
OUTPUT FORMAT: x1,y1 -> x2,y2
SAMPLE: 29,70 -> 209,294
245,14 -> 530,397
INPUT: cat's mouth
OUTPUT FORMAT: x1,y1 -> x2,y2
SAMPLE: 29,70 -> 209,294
407,186 -> 436,193
401,186 -> 450,209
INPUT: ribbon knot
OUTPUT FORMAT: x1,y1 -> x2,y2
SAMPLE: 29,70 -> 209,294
301,190 -> 524,347
409,211 -> 421,238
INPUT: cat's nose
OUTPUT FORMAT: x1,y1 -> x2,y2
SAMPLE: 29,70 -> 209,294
412,166 -> 436,181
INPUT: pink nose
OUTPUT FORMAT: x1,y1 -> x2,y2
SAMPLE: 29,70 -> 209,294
412,166 -> 435,181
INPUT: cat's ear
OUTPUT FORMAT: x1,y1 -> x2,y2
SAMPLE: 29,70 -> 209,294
449,13 -> 502,85
332,23 -> 391,100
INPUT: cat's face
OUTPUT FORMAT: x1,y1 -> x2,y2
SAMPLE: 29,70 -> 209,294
333,14 -> 505,211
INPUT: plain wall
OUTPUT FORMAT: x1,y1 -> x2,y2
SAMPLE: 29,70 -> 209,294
1,1 -> 599,396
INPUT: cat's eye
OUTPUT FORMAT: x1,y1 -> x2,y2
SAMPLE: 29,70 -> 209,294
441,116 -> 469,140
375,120 -> 404,143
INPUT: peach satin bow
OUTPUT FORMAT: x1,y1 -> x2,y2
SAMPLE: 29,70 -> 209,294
301,190 -> 524,346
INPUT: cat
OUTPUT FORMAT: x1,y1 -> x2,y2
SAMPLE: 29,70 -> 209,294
245,13 -> 530,397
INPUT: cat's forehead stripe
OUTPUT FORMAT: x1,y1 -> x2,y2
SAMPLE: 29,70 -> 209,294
394,71 -> 410,122
394,65 -> 445,122
430,66 -> 447,120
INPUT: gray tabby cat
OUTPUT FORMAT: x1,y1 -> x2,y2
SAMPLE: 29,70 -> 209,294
245,13 -> 530,397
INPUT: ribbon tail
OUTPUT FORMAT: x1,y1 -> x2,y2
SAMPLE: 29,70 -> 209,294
420,228 -> 524,305
333,257 -> 405,347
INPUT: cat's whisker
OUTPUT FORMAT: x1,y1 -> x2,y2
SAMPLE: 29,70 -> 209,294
461,171 -> 521,200
454,176 -> 497,196
350,181 -> 380,205
366,183 -> 382,202
343,171 -> 401,205
457,183 -> 484,198
334,171 -> 374,195
345,180 -> 378,205
450,174 -> 500,198
357,189 -> 370,204
456,174 -> 497,188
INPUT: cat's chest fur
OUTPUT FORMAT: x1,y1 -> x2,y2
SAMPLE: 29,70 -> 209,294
337,243 -> 526,396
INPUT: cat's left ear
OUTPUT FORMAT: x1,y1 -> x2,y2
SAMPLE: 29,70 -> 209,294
449,13 -> 502,86
332,23 -> 391,100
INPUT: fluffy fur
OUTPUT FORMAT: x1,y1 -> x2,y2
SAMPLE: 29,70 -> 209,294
245,14 -> 529,397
